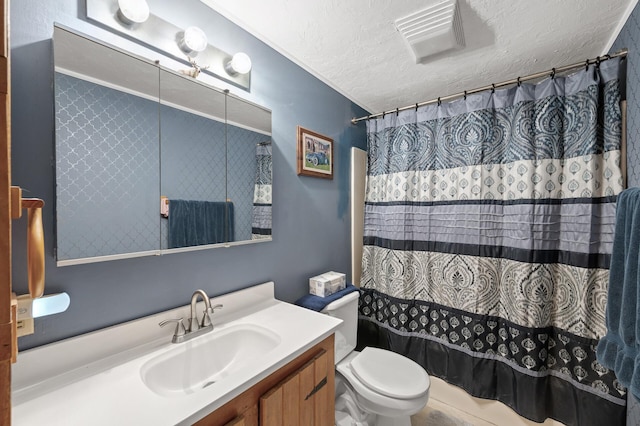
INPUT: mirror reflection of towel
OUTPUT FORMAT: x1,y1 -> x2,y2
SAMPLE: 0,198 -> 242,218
168,200 -> 234,248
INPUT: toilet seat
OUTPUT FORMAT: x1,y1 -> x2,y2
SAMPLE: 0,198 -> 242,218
336,350 -> 430,418
350,347 -> 429,399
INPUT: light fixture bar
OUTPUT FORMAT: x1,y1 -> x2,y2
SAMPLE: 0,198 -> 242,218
86,0 -> 251,90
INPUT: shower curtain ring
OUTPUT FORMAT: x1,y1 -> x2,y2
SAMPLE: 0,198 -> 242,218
585,59 -> 590,71
517,77 -> 521,87
463,90 -> 467,100
437,97 -> 441,106
415,103 -> 419,111
596,57 -> 601,68
551,68 -> 556,79
396,107 -> 399,116
491,84 -> 495,93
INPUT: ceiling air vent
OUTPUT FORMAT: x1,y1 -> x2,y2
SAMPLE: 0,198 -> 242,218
395,0 -> 465,63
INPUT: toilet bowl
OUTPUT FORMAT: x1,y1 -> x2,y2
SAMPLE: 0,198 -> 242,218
321,291 -> 430,426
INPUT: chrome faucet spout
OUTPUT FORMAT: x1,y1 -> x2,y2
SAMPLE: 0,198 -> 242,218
188,289 -> 212,332
160,290 -> 223,344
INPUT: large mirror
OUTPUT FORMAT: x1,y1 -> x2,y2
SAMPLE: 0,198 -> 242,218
53,26 -> 272,266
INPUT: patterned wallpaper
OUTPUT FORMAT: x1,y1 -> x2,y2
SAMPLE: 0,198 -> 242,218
610,2 -> 640,423
56,73 -> 266,257
160,106 -> 264,244
55,73 -> 160,260
159,106 -> 226,248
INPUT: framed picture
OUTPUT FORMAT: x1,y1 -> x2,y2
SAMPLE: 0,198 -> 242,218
297,126 -> 333,179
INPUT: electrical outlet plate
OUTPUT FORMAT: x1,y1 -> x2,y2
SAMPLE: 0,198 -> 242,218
16,318 -> 34,337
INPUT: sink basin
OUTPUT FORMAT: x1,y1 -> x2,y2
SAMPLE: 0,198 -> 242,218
140,323 -> 281,397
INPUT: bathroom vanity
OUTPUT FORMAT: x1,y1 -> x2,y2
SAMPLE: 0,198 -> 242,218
198,335 -> 334,425
11,282 -> 340,425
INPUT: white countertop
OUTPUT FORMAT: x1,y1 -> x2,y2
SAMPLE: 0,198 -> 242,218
12,282 -> 341,425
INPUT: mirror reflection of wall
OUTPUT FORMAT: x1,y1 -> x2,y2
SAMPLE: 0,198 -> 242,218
158,69 -> 229,249
53,26 -> 272,266
54,27 -> 161,263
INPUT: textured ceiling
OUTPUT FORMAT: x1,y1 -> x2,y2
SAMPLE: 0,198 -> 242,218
201,0 -> 636,115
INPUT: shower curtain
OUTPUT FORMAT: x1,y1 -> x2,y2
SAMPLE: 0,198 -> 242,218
358,58 -> 625,425
252,142 -> 272,239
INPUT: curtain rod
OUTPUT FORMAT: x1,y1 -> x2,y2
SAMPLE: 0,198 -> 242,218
351,49 -> 628,124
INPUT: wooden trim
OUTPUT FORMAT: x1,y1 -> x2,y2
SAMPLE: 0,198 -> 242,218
0,0 -> 12,424
10,294 -> 15,363
223,415 -> 245,426
9,186 -> 19,219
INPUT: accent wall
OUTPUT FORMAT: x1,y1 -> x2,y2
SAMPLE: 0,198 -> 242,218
10,0 -> 368,349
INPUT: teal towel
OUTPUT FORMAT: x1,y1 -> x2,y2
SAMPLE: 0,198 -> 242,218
597,187 -> 640,398
168,200 -> 234,248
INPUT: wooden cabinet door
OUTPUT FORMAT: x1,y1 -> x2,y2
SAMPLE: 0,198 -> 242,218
260,350 -> 333,426
224,414 -> 246,426
195,335 -> 334,426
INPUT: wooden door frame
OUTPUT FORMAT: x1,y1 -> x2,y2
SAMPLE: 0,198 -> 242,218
0,0 -> 12,423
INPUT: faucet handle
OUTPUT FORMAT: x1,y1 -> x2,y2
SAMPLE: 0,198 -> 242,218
209,303 -> 224,313
159,317 -> 186,338
201,304 -> 223,328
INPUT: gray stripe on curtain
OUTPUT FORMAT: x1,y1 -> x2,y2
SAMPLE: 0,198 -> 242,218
364,201 -> 616,254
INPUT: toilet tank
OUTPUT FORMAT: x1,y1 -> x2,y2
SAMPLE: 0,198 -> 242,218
321,291 -> 359,363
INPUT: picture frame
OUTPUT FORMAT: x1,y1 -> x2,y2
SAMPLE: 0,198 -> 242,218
297,126 -> 334,179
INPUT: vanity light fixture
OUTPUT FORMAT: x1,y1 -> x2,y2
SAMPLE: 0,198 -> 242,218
178,26 -> 208,57
225,52 -> 252,75
86,0 -> 253,89
116,0 -> 150,25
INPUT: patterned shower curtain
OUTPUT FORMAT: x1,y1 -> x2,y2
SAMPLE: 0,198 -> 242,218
252,142 -> 272,239
358,58 -> 625,425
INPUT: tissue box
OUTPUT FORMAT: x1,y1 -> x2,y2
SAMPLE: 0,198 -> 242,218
309,271 -> 346,297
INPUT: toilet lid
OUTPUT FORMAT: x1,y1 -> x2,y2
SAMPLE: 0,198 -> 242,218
350,347 -> 429,399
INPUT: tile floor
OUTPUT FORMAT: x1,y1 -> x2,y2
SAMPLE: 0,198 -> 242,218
411,397 -> 495,426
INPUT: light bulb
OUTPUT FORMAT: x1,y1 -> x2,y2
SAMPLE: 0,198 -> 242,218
179,26 -> 208,56
117,0 -> 150,25
226,52 -> 252,75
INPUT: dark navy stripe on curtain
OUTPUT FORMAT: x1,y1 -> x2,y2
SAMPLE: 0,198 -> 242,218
358,288 -> 626,425
365,195 -> 619,207
363,237 -> 612,270
251,227 -> 272,236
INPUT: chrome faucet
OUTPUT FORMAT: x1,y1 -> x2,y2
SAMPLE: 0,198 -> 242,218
159,289 -> 223,344
188,289 -> 212,332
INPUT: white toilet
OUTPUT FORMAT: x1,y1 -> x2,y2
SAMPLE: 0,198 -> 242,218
322,291 -> 430,426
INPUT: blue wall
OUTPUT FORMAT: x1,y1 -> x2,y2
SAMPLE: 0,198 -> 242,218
11,0 -> 368,349
611,1 -> 640,187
